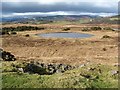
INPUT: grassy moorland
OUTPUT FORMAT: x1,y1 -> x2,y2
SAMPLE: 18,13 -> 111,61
1,22 -> 119,88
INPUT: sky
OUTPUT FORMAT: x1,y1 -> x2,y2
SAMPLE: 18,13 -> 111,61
1,0 -> 119,17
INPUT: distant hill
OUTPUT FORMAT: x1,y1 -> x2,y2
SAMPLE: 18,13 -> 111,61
110,15 -> 120,18
35,15 -> 99,21
88,15 -> 119,24
2,15 -> 119,24
1,15 -> 99,23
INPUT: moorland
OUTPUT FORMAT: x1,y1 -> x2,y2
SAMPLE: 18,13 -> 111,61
1,15 -> 119,88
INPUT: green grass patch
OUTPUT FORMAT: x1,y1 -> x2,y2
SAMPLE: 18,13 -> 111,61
2,61 -> 118,88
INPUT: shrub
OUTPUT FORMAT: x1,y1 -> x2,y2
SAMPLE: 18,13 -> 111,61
102,35 -> 111,38
91,27 -> 102,30
11,31 -> 17,35
25,34 -> 30,37
0,31 -> 9,35
63,28 -> 70,31
103,48 -> 107,51
82,28 -> 90,31
103,27 -> 114,31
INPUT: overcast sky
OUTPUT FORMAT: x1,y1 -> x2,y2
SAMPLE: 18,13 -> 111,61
1,0 -> 119,17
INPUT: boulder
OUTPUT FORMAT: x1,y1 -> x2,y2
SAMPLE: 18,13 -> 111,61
24,62 -> 75,75
111,70 -> 119,75
17,68 -> 24,73
0,49 -> 16,61
24,63 -> 47,75
56,69 -> 63,73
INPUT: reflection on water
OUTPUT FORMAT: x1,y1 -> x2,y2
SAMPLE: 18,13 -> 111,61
36,32 -> 94,38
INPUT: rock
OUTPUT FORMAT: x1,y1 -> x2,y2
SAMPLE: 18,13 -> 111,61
40,63 -> 45,67
24,61 -> 76,75
58,64 -> 63,67
79,64 -> 85,68
111,70 -> 119,75
52,64 -> 58,69
48,67 -> 55,74
17,68 -> 24,73
48,64 -> 54,68
56,69 -> 63,73
114,63 -> 119,67
66,65 -> 72,70
24,62 -> 48,75
62,65 -> 68,71
1,50 -> 16,61
0,48 -> 3,53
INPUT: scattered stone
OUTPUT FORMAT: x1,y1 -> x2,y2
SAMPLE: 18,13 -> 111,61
24,61 -> 75,75
0,48 -> 3,53
17,68 -> 24,73
0,49 -> 16,61
48,67 -> 55,74
78,64 -> 86,68
111,70 -> 119,75
56,69 -> 63,73
114,63 -> 119,67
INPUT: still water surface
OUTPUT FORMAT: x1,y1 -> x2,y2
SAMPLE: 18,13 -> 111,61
36,32 -> 94,38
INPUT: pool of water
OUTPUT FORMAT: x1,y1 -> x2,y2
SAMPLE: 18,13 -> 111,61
36,32 -> 94,38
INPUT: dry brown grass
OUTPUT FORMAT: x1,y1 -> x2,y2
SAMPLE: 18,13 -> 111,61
1,24 -> 118,65
2,23 -> 118,29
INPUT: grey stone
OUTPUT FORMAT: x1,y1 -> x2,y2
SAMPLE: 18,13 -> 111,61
18,68 -> 24,73
79,64 -> 85,68
1,50 -> 16,61
48,67 -> 55,74
24,62 -> 76,75
65,65 -> 72,70
111,70 -> 119,75
56,69 -> 62,73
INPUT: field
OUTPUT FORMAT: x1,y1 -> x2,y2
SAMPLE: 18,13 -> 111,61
1,23 -> 119,88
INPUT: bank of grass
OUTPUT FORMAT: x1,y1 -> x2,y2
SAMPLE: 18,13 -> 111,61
2,61 -> 118,88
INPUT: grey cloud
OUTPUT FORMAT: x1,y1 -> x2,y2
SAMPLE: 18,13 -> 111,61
2,2 -> 118,15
